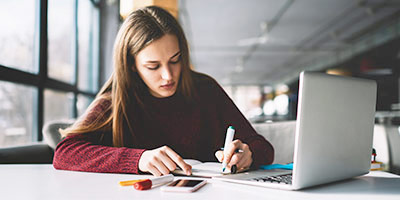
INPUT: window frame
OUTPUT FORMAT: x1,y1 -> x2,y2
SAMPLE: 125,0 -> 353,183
0,0 -> 100,143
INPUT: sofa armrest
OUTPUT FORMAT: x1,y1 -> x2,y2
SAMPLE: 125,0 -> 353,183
0,143 -> 54,164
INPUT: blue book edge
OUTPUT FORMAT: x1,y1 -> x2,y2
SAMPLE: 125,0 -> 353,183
259,163 -> 293,170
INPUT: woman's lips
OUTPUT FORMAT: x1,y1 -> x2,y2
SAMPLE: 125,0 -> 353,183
161,82 -> 175,89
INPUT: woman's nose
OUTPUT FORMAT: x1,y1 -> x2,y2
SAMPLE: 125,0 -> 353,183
161,66 -> 172,80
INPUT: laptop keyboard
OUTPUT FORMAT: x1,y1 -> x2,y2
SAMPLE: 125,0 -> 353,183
250,174 -> 292,185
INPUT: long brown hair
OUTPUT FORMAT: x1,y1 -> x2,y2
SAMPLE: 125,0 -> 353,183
60,6 -> 195,147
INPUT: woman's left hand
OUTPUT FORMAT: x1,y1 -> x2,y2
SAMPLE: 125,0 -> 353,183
215,139 -> 253,171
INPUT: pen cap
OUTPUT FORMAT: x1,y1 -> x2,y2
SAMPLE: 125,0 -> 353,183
226,126 -> 235,136
133,179 -> 152,190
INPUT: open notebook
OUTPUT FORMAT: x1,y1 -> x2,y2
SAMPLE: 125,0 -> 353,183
173,159 -> 245,177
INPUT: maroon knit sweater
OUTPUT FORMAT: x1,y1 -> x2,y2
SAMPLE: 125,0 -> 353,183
53,73 -> 274,174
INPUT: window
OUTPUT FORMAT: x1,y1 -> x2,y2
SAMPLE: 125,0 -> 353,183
0,0 -> 100,147
0,0 -> 36,73
223,86 -> 263,118
47,0 -> 75,83
44,89 -> 74,125
77,94 -> 94,117
78,0 -> 100,92
0,81 -> 36,147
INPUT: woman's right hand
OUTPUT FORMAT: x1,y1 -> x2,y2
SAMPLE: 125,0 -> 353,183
138,146 -> 192,176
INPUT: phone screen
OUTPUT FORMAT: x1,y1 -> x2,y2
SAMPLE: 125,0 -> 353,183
167,180 -> 203,187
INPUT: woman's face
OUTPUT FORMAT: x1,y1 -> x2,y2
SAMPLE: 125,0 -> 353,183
135,34 -> 182,98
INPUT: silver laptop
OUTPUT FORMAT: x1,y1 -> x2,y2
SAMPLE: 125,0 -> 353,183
213,71 -> 377,190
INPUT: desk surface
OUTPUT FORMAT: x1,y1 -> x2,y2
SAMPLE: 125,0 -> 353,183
1,164 -> 399,200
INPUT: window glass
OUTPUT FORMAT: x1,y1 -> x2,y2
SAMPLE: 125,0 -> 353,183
222,85 -> 262,118
0,0 -> 36,73
44,89 -> 74,125
77,94 -> 94,117
274,94 -> 289,115
0,81 -> 36,147
48,0 -> 75,83
78,0 -> 99,92
263,99 -> 276,116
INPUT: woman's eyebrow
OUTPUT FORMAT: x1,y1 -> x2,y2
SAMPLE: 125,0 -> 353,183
144,60 -> 159,64
144,51 -> 181,63
170,51 -> 181,59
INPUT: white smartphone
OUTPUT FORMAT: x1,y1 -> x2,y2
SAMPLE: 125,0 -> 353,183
161,179 -> 207,193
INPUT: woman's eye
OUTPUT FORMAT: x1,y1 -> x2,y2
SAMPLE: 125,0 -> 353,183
147,65 -> 159,70
170,56 -> 181,64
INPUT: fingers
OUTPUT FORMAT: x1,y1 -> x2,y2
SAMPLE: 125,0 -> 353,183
149,155 -> 171,176
154,152 -> 179,175
229,153 -> 241,166
138,146 -> 191,176
147,162 -> 162,177
221,140 -> 253,170
223,139 -> 243,165
234,143 -> 252,169
216,150 -> 245,169
236,154 -> 252,170
164,146 -> 192,175
157,150 -> 177,171
215,150 -> 224,162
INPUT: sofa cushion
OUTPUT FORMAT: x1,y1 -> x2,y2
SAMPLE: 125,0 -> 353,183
252,121 -> 296,164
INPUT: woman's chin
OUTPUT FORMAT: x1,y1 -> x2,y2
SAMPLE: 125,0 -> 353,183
151,89 -> 177,98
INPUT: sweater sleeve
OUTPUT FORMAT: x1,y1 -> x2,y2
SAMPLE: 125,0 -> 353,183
210,80 -> 275,168
53,133 -> 145,174
52,96 -> 146,174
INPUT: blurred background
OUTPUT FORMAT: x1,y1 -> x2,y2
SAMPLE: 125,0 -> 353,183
1,0 -> 400,148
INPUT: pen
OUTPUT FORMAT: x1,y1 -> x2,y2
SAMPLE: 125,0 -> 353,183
119,179 -> 147,186
220,147 -> 243,153
222,125 -> 235,172
133,174 -> 174,190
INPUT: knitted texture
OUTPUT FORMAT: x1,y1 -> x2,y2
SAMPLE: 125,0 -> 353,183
53,73 -> 274,174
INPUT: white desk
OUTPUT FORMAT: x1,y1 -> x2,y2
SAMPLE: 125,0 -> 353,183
1,164 -> 399,200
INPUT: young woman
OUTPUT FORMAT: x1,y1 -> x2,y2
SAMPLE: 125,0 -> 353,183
53,6 -> 274,176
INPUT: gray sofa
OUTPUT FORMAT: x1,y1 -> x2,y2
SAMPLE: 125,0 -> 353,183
0,120 -> 72,164
254,121 -> 400,175
252,121 -> 296,164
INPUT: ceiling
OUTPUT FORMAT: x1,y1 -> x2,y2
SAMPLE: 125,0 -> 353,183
178,0 -> 400,86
